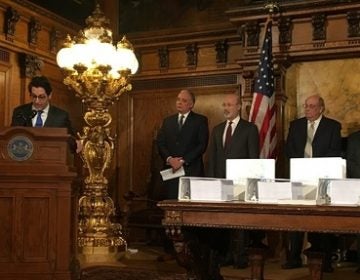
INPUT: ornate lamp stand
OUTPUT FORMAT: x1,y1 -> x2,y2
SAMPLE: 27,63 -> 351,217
56,4 -> 138,263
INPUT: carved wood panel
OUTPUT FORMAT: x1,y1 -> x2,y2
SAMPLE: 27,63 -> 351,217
0,197 -> 13,261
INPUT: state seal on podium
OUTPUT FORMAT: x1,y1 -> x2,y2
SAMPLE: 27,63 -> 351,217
7,135 -> 34,161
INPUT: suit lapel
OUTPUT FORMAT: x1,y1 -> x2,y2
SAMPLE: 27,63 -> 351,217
44,106 -> 54,127
24,105 -> 33,127
218,122 -> 226,151
227,119 -> 244,150
312,117 -> 325,143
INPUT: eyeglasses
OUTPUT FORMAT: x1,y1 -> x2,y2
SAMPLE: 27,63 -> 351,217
303,104 -> 319,109
31,94 -> 47,101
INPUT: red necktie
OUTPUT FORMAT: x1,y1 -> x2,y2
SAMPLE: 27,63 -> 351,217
224,121 -> 233,149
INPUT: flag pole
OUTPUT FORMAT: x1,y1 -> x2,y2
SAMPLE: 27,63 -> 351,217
248,1 -> 279,159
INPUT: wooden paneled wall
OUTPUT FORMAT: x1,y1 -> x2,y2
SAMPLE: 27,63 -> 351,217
2,0 -> 360,224
0,0 -> 83,132
116,0 -> 360,210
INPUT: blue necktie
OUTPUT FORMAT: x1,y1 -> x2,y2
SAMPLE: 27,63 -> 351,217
35,110 -> 43,127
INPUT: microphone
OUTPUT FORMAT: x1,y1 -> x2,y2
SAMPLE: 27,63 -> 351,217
30,110 -> 37,119
14,112 -> 27,126
14,110 -> 38,126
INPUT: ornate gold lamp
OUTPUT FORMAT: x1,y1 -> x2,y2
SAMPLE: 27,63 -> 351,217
56,4 -> 138,262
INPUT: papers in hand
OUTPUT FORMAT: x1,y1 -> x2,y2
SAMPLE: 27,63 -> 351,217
160,166 -> 185,181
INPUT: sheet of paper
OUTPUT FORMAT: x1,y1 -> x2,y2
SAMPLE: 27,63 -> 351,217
290,157 -> 346,182
329,179 -> 360,205
160,166 -> 185,181
257,181 -> 292,203
178,177 -> 234,201
190,179 -> 222,201
226,159 -> 275,185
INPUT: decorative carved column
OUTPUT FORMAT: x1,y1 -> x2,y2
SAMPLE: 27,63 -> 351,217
245,21 -> 260,52
241,70 -> 255,120
50,27 -> 60,54
19,53 -> 44,78
28,17 -> 41,47
278,17 -> 293,51
347,11 -> 360,38
215,39 -> 228,65
158,46 -> 169,70
312,14 -> 326,47
4,7 -> 19,41
186,43 -> 198,69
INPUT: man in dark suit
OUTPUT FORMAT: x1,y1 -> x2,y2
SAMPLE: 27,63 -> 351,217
11,75 -> 81,153
207,92 -> 261,268
207,93 -> 259,178
346,130 -> 360,273
347,130 -> 360,178
284,94 -> 342,272
156,89 -> 209,262
157,89 -> 209,199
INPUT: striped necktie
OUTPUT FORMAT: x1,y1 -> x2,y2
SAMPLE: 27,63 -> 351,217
304,121 -> 315,157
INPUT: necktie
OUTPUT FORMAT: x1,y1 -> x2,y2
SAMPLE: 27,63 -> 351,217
304,121 -> 315,158
35,110 -> 43,127
179,115 -> 184,130
224,121 -> 233,149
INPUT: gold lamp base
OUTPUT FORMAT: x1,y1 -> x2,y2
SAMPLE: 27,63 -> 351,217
78,245 -> 126,264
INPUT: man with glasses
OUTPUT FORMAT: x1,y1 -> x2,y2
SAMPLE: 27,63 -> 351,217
11,75 -> 81,153
284,94 -> 342,272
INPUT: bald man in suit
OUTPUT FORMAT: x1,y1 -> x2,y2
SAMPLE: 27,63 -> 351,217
207,93 -> 260,269
284,94 -> 342,272
207,93 -> 259,178
156,89 -> 209,262
157,89 -> 209,199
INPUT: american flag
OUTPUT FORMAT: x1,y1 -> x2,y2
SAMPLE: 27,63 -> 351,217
249,20 -> 276,159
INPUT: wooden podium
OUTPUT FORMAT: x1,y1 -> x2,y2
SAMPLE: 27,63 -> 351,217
0,127 -> 77,280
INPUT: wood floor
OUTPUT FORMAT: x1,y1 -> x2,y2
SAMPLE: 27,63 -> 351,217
86,243 -> 354,280
116,243 -> 360,280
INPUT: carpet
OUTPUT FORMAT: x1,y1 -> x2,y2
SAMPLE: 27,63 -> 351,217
80,265 -> 187,280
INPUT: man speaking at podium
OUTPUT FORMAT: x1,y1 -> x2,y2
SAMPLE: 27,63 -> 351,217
11,75 -> 81,153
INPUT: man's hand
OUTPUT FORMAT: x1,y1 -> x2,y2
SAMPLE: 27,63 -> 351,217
168,157 -> 184,172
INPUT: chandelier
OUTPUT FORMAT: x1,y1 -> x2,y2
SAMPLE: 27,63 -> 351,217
56,4 -> 138,260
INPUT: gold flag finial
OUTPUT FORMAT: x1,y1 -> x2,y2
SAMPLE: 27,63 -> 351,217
265,1 -> 279,15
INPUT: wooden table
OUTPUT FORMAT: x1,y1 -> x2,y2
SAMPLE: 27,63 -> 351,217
158,200 -> 360,280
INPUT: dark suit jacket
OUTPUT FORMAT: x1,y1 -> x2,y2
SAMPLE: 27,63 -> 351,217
11,103 -> 76,151
285,116 -> 342,158
346,130 -> 360,178
207,118 -> 259,178
157,111 -> 209,177
11,103 -> 74,134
